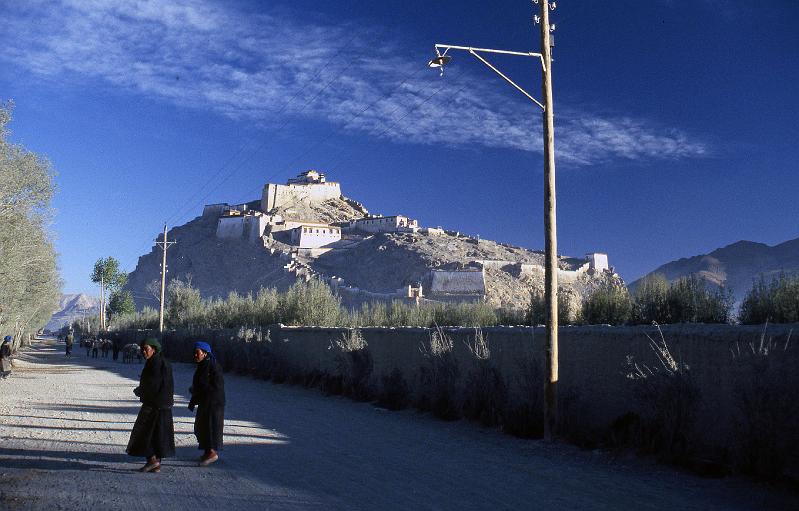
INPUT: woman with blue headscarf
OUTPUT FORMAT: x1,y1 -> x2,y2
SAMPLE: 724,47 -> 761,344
188,341 -> 225,466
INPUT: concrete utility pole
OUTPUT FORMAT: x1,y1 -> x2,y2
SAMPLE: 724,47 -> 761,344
156,224 -> 176,333
540,0 -> 559,442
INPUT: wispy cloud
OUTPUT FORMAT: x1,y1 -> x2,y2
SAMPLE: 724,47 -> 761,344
2,0 -> 708,166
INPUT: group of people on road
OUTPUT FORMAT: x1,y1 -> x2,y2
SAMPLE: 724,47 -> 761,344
126,338 -> 226,473
64,332 -> 123,360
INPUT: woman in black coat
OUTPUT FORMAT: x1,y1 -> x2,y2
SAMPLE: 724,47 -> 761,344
126,338 -> 175,472
189,341 -> 225,466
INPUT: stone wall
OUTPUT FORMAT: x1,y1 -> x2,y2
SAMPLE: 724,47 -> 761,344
114,323 -> 799,472
261,182 -> 341,212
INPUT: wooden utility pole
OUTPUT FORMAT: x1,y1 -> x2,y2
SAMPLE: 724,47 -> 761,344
100,273 -> 105,332
156,224 -> 176,333
540,0 -> 559,441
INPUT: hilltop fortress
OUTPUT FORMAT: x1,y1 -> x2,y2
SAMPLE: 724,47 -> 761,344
159,170 -> 614,309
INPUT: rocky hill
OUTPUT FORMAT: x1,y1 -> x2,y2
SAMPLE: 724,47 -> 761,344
629,237 -> 799,305
46,293 -> 101,331
125,181 -> 619,312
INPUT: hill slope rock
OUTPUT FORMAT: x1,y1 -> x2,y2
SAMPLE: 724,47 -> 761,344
46,294 -> 101,331
125,179 -> 619,313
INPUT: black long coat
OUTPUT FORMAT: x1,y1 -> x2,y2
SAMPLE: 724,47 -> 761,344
189,358 -> 225,451
127,353 -> 176,458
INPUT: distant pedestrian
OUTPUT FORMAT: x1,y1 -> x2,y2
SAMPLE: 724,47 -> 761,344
188,341 -> 225,466
126,338 -> 175,473
65,331 -> 74,357
91,339 -> 99,358
112,338 -> 120,361
1,336 -> 12,379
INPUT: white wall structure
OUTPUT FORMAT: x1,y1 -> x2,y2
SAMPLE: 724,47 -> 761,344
203,203 -> 229,217
261,170 -> 341,212
216,211 -> 269,242
244,214 -> 268,242
289,223 -> 342,248
429,269 -> 486,297
351,215 -> 418,233
586,253 -> 609,272
216,215 -> 245,239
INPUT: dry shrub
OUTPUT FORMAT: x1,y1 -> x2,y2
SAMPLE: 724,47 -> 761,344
377,368 -> 411,411
460,329 -> 506,427
503,357 -> 544,438
731,327 -> 798,478
330,329 -> 373,401
624,324 -> 699,464
417,326 -> 461,420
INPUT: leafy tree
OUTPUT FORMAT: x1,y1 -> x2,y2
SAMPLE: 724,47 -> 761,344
632,273 -> 670,324
0,102 -> 61,346
665,275 -> 732,324
107,290 -> 135,326
165,278 -> 203,329
90,257 -> 127,331
739,274 -> 799,324
582,280 -> 633,325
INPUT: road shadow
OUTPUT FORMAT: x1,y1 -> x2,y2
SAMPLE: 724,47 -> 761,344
0,447 -> 129,472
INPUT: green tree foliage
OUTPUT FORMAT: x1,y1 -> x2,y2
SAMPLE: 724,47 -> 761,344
629,274 -> 732,324
582,280 -> 633,325
165,278 -> 203,328
632,274 -> 670,324
90,256 -> 127,330
528,288 -> 579,326
665,275 -> 732,324
739,274 -> 799,324
0,102 -> 61,345
107,290 -> 135,325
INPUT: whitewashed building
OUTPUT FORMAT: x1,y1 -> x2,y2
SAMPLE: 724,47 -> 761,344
289,223 -> 342,248
586,253 -> 609,272
215,210 -> 269,243
261,170 -> 341,212
350,215 -> 418,233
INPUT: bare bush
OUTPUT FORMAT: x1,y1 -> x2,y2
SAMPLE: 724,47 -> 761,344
330,329 -> 373,401
623,323 -> 700,464
503,357 -> 544,438
730,326 -> 798,478
461,329 -> 506,427
417,326 -> 461,420
377,368 -> 411,411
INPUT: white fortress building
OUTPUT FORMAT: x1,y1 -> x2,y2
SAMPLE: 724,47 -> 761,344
289,223 -> 342,248
261,170 -> 341,212
348,215 -> 418,234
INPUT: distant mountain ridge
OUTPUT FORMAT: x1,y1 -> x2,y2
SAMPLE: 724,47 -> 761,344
46,293 -> 101,331
630,237 -> 799,305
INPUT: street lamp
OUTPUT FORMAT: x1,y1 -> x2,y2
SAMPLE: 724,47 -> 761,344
429,0 -> 559,440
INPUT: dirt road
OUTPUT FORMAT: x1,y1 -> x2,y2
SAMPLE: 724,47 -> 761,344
0,339 -> 794,510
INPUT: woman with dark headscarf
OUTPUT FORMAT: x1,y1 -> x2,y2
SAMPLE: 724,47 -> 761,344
1,336 -> 13,379
127,338 -> 175,472
188,341 -> 225,466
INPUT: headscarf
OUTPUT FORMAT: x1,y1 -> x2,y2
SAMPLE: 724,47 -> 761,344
193,341 -> 214,362
140,338 -> 162,354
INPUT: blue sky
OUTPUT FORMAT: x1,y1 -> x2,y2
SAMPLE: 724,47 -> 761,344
2,0 -> 797,296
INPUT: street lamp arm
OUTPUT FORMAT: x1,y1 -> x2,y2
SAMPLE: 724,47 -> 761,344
467,50 -> 545,110
434,43 -> 543,64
